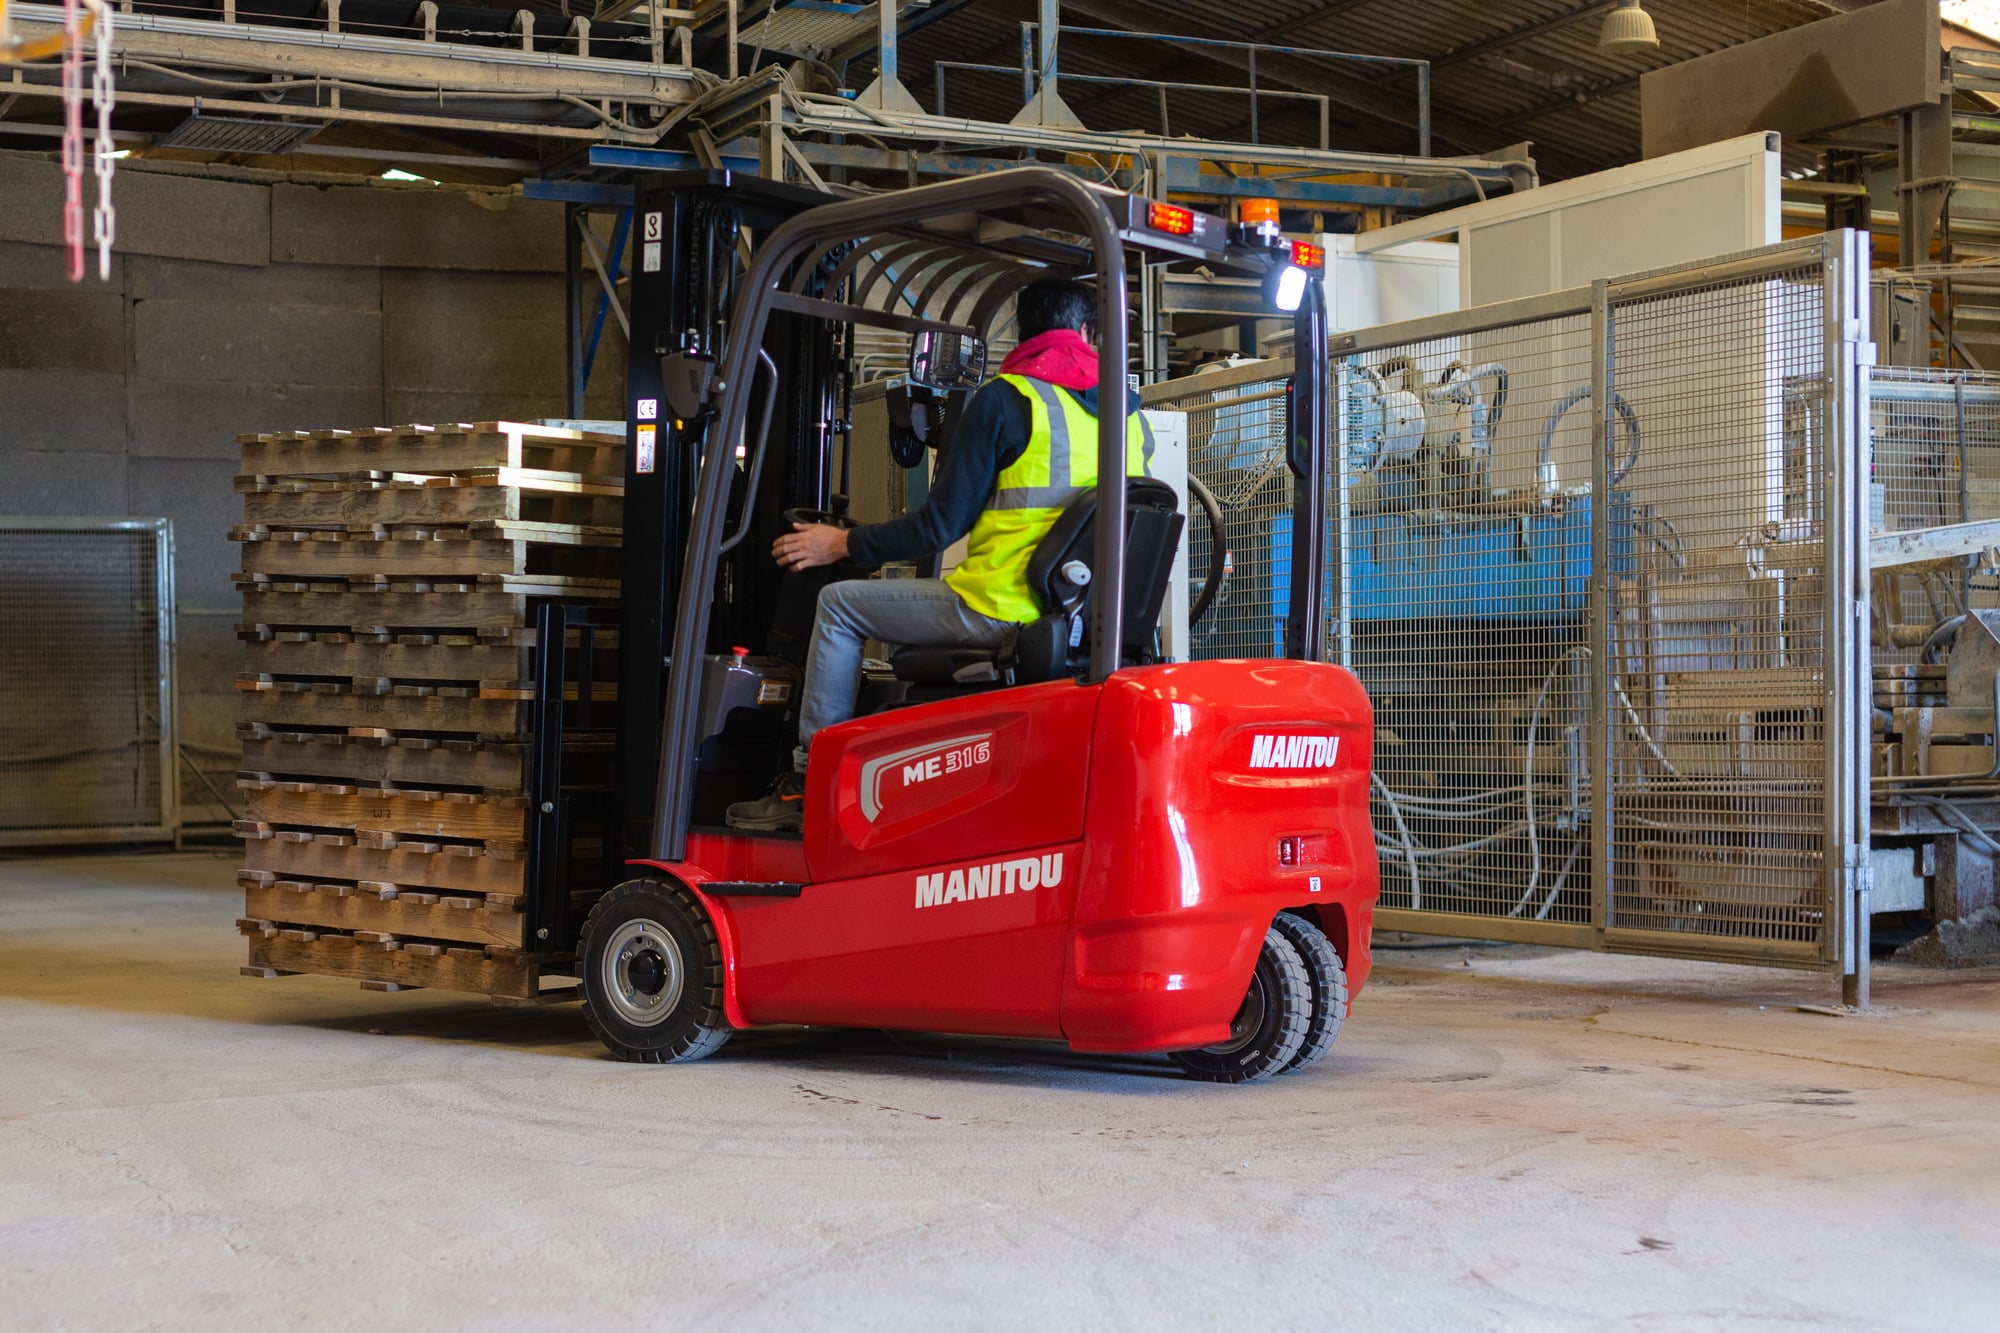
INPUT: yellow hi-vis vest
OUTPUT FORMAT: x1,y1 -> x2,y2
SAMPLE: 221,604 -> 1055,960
945,373 -> 1156,624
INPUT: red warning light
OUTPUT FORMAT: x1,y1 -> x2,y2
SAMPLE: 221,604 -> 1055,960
1289,240 -> 1326,270
1147,201 -> 1197,236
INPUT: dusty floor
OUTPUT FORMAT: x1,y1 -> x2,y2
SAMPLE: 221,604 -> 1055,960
4,852 -> 1999,1329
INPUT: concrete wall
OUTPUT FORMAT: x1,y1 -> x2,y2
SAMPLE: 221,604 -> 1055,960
0,152 -> 628,827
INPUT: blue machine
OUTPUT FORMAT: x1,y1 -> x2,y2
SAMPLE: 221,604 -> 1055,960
1241,496 -> 1632,656
1347,495 -> 1631,623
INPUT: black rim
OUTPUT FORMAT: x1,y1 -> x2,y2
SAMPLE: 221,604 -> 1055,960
1205,957 -> 1273,1057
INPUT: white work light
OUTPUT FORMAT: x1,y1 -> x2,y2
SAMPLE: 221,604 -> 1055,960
1599,0 -> 1659,55
1264,262 -> 1309,313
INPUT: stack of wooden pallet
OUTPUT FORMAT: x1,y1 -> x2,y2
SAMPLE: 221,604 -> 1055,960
231,422 -> 622,1001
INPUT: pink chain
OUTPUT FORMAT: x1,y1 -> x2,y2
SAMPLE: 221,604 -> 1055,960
61,0 -> 85,282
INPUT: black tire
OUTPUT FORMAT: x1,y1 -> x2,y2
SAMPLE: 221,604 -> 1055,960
579,878 -> 732,1064
1270,911 -> 1348,1073
1169,925 -> 1312,1084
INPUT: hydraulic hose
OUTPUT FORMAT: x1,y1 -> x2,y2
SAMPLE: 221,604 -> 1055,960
1539,384 -> 1641,492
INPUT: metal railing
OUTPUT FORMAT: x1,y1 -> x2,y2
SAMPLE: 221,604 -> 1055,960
1145,233 -> 1873,993
1017,21 -> 1431,155
936,61 -> 1333,150
0,517 -> 178,848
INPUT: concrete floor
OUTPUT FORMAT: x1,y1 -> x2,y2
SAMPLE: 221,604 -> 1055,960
4,854 -> 2000,1330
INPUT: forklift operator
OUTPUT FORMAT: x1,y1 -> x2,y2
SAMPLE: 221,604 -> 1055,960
725,277 -> 1153,832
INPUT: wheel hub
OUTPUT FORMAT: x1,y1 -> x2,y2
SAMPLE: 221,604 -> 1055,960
1207,968 -> 1269,1057
600,918 -> 685,1028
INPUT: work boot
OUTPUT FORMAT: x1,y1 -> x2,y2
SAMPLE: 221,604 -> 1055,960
725,770 -> 807,833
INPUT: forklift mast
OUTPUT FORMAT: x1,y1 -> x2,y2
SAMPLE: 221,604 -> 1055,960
617,171 -> 829,860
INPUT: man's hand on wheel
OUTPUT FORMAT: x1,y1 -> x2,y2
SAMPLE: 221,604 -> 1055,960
773,522 -> 850,571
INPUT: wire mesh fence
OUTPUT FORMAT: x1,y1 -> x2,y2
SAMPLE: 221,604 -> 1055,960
1604,261 -> 1831,948
1145,234 -> 1869,969
0,519 -> 178,847
1858,367 -> 2000,664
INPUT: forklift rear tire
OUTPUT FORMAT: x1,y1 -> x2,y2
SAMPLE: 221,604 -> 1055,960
1169,925 -> 1311,1084
579,878 -> 732,1064
1270,911 -> 1348,1073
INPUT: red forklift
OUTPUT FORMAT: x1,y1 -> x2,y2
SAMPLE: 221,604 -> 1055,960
525,167 -> 1376,1081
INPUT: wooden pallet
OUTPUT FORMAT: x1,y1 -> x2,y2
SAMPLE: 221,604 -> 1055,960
243,831 -> 530,896
240,729 -> 533,794
238,688 -> 535,737
233,528 -> 621,582
241,636 -> 534,682
242,873 -> 524,946
241,928 -> 564,1000
239,473 -> 623,531
241,782 -> 531,845
239,586 -> 606,637
237,421 -> 621,481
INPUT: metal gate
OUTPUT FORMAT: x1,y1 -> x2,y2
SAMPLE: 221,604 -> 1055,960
1145,233 -> 1870,979
0,518 -> 179,847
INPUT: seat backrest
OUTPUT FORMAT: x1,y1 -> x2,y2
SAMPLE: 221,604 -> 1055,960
1019,478 -> 1185,673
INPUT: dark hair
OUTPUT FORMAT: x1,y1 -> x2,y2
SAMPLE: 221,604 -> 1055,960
1016,278 -> 1095,339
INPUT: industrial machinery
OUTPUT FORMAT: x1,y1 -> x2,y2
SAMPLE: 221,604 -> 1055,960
521,168 -> 1380,1080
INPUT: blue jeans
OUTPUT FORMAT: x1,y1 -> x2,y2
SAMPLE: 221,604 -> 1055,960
794,578 -> 1015,770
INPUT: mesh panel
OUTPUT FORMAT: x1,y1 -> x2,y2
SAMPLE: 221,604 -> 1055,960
1337,314 -> 1595,924
1183,375 -> 1292,659
1605,268 -> 1828,946
0,521 -> 176,845
1862,367 -> 2000,664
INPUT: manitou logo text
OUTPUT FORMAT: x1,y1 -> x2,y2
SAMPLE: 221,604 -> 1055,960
914,853 -> 1063,909
1248,734 -> 1340,770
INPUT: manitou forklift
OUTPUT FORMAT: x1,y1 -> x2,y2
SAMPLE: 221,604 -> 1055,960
523,167 -> 1377,1081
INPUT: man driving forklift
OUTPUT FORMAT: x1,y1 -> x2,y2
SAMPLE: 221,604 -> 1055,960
724,277 -> 1155,832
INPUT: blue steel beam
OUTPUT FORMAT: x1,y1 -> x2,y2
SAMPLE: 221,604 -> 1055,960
524,179 -> 635,206
581,206 -> 633,395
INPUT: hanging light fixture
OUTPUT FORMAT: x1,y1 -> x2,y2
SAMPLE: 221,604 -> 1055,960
1599,0 -> 1660,55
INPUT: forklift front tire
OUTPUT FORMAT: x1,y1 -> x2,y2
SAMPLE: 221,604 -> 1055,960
1169,924 -> 1312,1084
579,878 -> 732,1064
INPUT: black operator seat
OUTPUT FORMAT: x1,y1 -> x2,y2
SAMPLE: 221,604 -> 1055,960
890,478 -> 1186,693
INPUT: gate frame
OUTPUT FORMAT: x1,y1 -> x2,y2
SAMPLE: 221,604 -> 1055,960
1303,233 -> 1872,987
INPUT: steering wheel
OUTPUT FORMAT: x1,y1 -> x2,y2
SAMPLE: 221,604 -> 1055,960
781,506 -> 859,530
1186,475 -> 1228,630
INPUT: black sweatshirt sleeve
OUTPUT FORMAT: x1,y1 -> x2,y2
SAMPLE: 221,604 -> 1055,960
846,380 -> 1031,567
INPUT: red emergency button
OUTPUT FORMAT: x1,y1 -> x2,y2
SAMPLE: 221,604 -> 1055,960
732,646 -> 749,664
